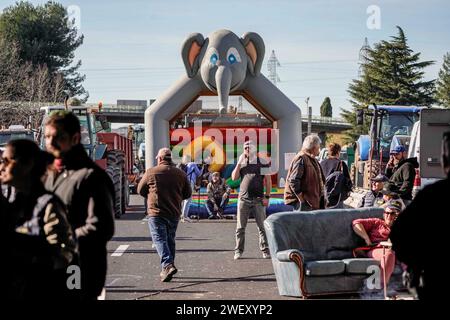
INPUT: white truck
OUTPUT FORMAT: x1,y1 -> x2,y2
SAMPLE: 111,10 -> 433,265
408,108 -> 450,197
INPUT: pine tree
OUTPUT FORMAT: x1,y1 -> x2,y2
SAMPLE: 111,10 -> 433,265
320,97 -> 333,117
343,26 -> 435,142
435,52 -> 450,108
0,1 -> 87,101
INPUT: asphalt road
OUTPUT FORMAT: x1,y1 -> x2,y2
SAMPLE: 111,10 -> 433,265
105,195 -> 293,300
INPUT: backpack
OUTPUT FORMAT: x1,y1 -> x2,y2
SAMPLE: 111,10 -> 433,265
324,161 -> 352,208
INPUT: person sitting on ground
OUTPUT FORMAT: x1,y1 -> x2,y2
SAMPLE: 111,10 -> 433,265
359,174 -> 388,208
352,200 -> 403,287
205,172 -> 231,219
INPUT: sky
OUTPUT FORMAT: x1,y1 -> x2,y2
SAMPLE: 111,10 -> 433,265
1,0 -> 449,116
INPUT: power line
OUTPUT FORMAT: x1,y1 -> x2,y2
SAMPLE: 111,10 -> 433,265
78,58 -> 358,72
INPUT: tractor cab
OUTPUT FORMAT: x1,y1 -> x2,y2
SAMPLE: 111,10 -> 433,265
353,104 -> 427,189
369,105 -> 424,161
39,105 -> 110,160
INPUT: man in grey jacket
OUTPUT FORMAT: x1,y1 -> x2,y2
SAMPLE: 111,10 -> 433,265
44,111 -> 115,300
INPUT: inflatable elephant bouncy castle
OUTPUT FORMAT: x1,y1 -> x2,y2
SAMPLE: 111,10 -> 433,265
145,29 -> 302,183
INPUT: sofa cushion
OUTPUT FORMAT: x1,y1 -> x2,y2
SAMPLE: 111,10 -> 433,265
305,260 -> 345,276
343,258 -> 380,274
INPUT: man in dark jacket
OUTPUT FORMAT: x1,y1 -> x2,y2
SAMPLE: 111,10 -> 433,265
385,145 -> 418,202
284,134 -> 326,211
138,148 -> 191,282
390,131 -> 450,300
44,111 -> 115,300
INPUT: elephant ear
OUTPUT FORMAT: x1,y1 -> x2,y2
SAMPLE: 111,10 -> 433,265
241,32 -> 265,77
181,33 -> 205,78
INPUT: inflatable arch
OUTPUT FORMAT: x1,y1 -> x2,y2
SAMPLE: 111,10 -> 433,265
145,29 -> 302,181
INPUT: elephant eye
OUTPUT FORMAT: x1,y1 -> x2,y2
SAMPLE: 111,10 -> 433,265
226,47 -> 241,65
210,53 -> 218,65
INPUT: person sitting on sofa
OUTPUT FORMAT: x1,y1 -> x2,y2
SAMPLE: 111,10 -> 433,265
205,172 -> 231,219
351,200 -> 402,286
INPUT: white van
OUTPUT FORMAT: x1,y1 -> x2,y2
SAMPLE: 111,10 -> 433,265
408,108 -> 450,197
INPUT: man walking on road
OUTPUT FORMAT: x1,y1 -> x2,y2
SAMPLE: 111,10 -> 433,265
44,111 -> 115,300
138,148 -> 191,282
231,140 -> 272,260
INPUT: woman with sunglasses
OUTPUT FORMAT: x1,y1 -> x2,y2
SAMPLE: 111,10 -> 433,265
0,139 -> 77,299
352,200 -> 403,287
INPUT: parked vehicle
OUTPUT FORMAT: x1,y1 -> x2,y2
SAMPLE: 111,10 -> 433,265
0,125 -> 35,151
39,105 -> 133,218
408,108 -> 450,197
351,105 -> 426,189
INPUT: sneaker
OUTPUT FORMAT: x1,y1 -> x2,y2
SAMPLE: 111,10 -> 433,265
208,215 -> 218,220
182,217 -> 193,223
234,252 -> 242,260
262,251 -> 271,259
160,264 -> 178,282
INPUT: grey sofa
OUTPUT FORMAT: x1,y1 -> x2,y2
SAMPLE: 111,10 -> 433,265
264,207 -> 384,298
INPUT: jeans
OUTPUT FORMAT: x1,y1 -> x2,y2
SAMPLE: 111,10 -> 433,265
181,182 -> 196,218
235,198 -> 269,254
205,196 -> 229,217
147,216 -> 179,269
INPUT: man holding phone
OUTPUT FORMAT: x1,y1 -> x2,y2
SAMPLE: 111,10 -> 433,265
385,145 -> 418,203
231,140 -> 272,260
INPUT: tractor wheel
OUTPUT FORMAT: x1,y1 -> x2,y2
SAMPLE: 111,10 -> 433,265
106,150 -> 125,219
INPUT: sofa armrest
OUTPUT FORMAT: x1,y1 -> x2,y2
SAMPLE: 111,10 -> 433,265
276,249 -> 304,262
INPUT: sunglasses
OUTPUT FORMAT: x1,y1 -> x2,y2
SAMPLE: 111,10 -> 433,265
384,210 -> 399,216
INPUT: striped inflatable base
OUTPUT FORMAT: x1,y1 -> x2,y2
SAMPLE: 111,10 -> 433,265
186,188 -> 294,219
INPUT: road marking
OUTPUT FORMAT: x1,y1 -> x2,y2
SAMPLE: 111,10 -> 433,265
111,245 -> 129,257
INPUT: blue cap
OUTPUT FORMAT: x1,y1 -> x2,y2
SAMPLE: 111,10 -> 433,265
390,145 -> 406,154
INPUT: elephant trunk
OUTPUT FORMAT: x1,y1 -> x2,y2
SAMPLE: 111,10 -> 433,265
215,65 -> 232,114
